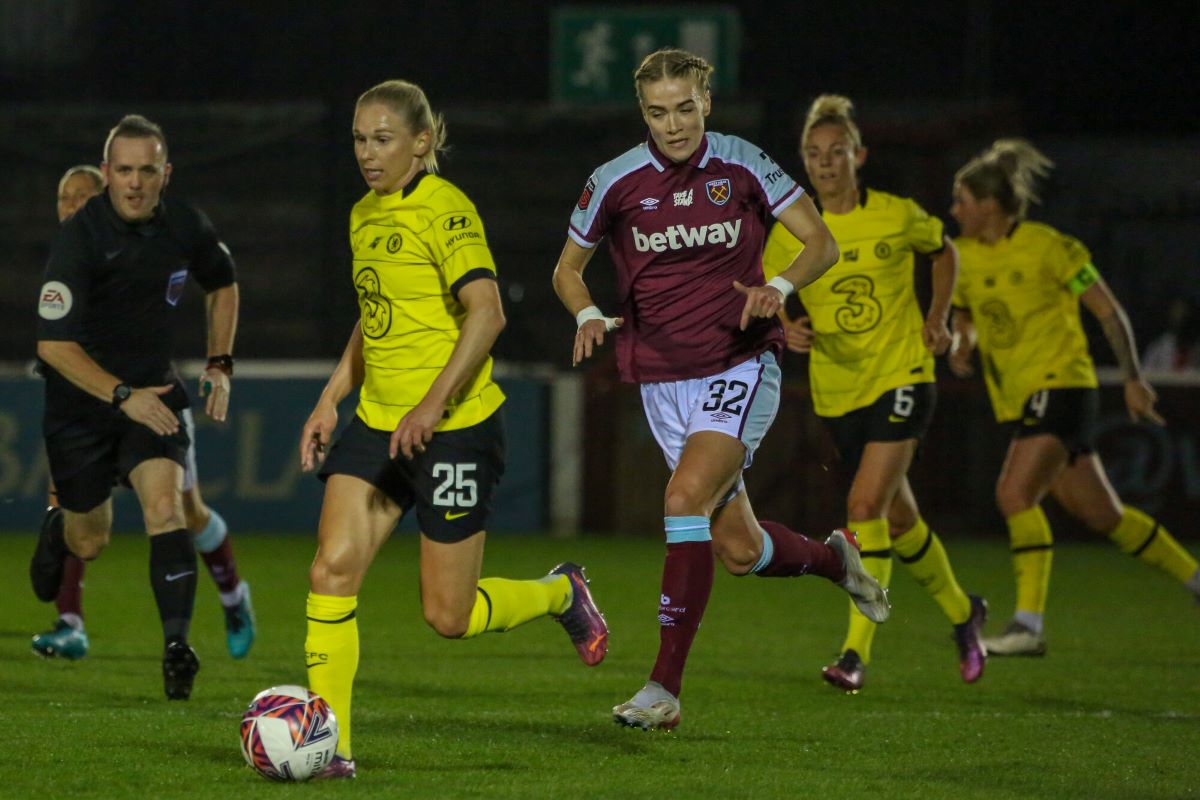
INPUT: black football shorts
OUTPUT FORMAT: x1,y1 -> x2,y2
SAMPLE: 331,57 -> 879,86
822,382 -> 937,472
1007,387 -> 1098,462
319,411 -> 506,543
45,409 -> 190,513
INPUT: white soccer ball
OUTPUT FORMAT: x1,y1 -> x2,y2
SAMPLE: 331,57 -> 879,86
240,685 -> 338,781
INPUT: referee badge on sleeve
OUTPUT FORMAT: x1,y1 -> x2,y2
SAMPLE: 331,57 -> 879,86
165,268 -> 188,306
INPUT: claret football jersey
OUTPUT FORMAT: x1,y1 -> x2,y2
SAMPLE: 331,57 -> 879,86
569,132 -> 801,383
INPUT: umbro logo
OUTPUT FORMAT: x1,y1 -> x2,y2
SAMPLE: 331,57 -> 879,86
639,197 -> 660,211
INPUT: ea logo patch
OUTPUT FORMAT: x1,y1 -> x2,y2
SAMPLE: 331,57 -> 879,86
386,233 -> 403,253
38,281 -> 72,320
874,241 -> 892,259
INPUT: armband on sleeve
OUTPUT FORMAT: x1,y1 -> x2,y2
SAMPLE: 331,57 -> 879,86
1066,262 -> 1100,296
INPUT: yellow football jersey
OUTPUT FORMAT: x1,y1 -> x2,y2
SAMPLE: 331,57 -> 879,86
348,172 -> 505,432
952,221 -> 1098,422
763,188 -> 944,417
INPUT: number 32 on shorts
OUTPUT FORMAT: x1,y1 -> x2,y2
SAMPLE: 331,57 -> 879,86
702,379 -> 749,416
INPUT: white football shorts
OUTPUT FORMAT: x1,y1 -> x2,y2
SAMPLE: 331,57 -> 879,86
640,351 -> 781,476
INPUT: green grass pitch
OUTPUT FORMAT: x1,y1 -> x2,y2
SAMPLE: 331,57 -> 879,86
0,531 -> 1197,799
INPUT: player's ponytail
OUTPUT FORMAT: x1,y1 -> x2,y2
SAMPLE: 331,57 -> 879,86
956,138 -> 1053,218
801,94 -> 863,151
357,80 -> 448,174
634,49 -> 714,104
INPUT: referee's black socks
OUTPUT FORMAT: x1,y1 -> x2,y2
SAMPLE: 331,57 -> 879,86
150,529 -> 197,644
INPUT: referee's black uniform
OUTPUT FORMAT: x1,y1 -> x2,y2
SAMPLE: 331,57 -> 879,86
34,186 -> 237,700
37,191 -> 236,509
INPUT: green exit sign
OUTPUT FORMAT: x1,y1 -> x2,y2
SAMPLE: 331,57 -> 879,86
551,6 -> 742,103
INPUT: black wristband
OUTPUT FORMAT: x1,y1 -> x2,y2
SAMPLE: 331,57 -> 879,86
206,354 -> 234,376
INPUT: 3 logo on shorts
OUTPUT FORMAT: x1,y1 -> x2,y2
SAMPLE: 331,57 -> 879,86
38,281 -> 73,320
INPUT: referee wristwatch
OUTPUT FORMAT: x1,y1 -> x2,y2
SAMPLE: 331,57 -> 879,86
111,382 -> 133,408
206,354 -> 234,376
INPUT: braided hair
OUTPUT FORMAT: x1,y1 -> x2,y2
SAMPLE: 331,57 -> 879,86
634,49 -> 714,104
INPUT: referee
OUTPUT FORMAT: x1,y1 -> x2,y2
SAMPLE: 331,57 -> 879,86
32,114 -> 239,700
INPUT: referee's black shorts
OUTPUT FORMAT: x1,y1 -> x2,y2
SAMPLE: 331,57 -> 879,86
45,409 -> 191,513
319,410 -> 506,543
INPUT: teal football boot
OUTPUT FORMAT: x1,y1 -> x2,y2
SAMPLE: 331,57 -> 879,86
32,619 -> 89,660
225,582 -> 256,659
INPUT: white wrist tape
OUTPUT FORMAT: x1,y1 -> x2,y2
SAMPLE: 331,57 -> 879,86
575,305 -> 618,331
766,275 -> 796,298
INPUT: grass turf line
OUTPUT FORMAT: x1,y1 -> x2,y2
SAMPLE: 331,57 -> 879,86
0,531 -> 1197,799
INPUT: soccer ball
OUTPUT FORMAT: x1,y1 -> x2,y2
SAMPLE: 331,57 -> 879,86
240,685 -> 338,781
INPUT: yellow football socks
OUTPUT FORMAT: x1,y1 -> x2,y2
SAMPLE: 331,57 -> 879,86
305,592 -> 359,760
893,517 -> 972,625
840,518 -> 892,664
462,575 -> 571,638
1108,507 -> 1198,583
1007,506 -> 1053,616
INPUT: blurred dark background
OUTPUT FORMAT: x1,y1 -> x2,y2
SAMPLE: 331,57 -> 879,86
3,0 -> 1198,366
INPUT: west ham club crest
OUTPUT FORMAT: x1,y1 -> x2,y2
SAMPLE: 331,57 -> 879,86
705,178 -> 731,206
